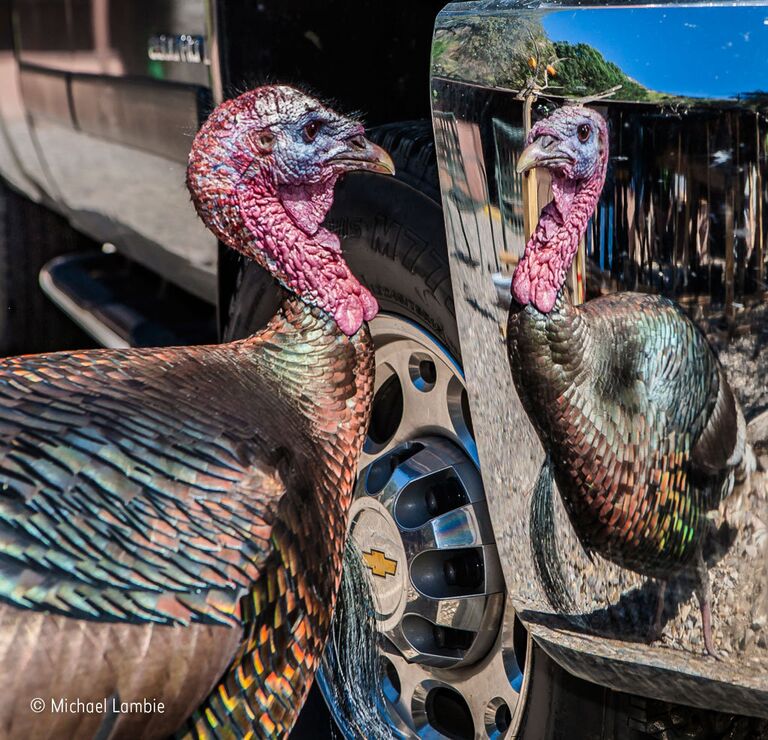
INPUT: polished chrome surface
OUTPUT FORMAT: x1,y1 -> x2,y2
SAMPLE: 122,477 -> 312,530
432,0 -> 768,716
334,314 -> 527,738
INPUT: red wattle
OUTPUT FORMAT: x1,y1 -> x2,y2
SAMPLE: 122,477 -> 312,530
512,265 -> 531,306
336,296 -> 365,337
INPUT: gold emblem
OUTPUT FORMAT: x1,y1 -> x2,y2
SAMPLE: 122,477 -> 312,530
362,548 -> 398,578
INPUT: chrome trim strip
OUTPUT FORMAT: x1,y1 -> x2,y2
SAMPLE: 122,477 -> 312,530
39,257 -> 129,349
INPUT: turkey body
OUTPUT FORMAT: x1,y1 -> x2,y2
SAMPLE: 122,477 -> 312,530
508,289 -> 745,579
0,297 -> 373,738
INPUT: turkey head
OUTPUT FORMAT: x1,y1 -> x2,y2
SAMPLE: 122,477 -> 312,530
513,106 -> 608,313
188,85 -> 394,336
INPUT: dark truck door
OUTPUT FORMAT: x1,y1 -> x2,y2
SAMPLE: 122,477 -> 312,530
14,0 -> 217,302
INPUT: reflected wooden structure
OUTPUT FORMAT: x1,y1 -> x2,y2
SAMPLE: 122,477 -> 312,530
494,97 -> 767,326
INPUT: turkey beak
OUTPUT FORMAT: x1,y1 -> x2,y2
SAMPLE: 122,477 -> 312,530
516,135 -> 569,174
330,136 -> 395,175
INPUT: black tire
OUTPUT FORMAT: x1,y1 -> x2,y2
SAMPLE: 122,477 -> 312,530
0,181 -> 93,356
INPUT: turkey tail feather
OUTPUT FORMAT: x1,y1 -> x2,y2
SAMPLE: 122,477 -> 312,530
530,456 -> 577,614
317,540 -> 398,739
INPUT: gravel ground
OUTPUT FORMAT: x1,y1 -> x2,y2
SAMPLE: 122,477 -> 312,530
708,303 -> 768,423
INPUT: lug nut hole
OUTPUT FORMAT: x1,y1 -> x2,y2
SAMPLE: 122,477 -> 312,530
424,686 -> 474,740
419,359 -> 437,385
432,623 -> 474,651
448,376 -> 476,447
365,441 -> 424,494
410,547 -> 485,598
460,387 -> 475,439
381,656 -> 401,703
395,470 -> 469,529
409,353 -> 437,392
485,697 -> 512,738
443,550 -> 483,589
402,615 -> 475,662
495,703 -> 511,732
365,369 -> 403,450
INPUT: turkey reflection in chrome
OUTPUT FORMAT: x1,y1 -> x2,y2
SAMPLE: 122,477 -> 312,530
432,1 -> 768,698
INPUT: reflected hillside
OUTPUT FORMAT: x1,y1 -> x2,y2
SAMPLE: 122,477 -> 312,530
551,42 -> 651,101
432,15 -> 657,101
432,15 -> 548,91
433,10 -> 768,109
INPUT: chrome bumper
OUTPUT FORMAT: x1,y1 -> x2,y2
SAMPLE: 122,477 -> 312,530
431,0 -> 768,716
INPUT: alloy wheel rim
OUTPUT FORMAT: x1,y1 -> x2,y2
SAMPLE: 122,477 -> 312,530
325,313 -> 529,738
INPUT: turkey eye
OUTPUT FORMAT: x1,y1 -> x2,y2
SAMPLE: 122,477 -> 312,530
577,124 -> 591,143
253,131 -> 275,152
303,120 -> 321,142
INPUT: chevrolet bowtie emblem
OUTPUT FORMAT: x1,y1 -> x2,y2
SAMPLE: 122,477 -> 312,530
362,549 -> 398,578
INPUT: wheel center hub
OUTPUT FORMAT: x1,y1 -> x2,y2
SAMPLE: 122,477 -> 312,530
349,435 -> 503,669
349,496 -> 408,632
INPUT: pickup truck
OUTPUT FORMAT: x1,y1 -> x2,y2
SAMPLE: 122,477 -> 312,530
0,1 -> 766,738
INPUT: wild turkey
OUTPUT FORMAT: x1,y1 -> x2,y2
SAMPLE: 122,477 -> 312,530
507,105 -> 751,656
0,85 -> 393,737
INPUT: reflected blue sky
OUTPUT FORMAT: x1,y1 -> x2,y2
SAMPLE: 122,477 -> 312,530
542,7 -> 768,99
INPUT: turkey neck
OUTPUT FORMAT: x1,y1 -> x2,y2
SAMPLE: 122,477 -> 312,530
214,294 -> 374,735
508,288 -> 590,438
231,156 -> 375,528
239,292 -> 374,543
508,169 -> 601,426
189,137 -> 377,730
230,163 -> 374,602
